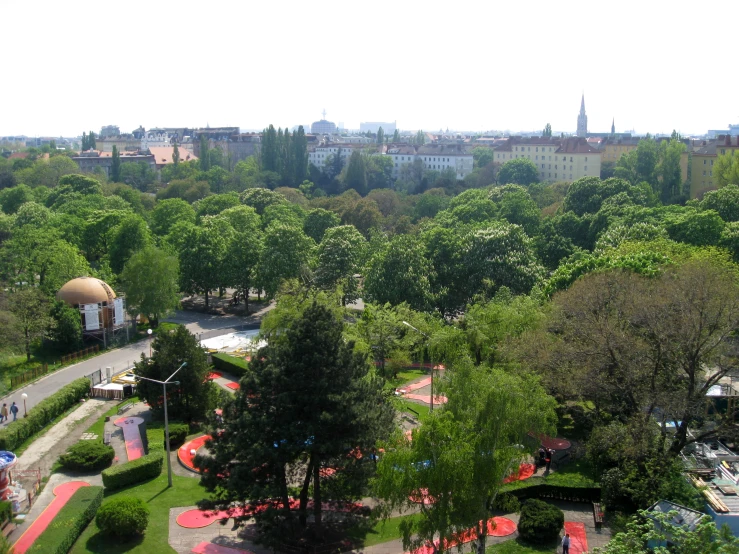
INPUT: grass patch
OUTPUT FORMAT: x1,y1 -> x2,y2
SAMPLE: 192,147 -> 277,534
500,458 -> 597,494
486,538 -> 559,553
393,397 -> 430,420
71,472 -> 208,554
13,401 -> 85,457
347,513 -> 423,548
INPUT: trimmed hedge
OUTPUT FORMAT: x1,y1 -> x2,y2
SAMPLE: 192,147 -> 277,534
102,453 -> 163,490
27,485 -> 102,554
96,496 -> 150,537
504,483 -> 601,504
517,499 -> 564,544
211,353 -> 249,377
0,501 -> 11,524
0,378 -> 90,451
147,423 -> 188,449
59,441 -> 115,472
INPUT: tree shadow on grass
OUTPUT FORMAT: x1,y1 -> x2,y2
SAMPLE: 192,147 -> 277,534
84,532 -> 145,553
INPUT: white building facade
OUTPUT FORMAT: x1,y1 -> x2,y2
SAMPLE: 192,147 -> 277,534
387,144 -> 473,180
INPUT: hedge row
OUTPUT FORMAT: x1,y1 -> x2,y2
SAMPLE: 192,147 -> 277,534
505,483 -> 601,504
146,423 -> 188,448
0,501 -> 10,524
27,485 -> 102,554
101,453 -> 163,491
211,353 -> 249,377
0,378 -> 90,451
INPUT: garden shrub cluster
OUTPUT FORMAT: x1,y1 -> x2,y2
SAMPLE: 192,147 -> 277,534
147,422 -> 188,448
96,496 -> 150,537
517,499 -> 565,544
0,378 -> 90,451
59,441 -> 115,472
211,353 -> 249,377
27,485 -> 102,554
101,453 -> 163,491
0,501 -> 11,524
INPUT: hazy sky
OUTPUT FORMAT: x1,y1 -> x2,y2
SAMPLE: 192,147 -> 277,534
3,0 -> 737,138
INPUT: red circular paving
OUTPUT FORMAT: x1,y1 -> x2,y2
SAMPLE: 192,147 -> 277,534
489,516 -> 517,537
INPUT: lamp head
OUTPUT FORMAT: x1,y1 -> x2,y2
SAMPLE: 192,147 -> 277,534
172,381 -> 180,386
147,329 -> 153,335
21,393 -> 27,399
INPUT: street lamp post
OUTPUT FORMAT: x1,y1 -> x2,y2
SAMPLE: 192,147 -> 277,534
136,361 -> 187,487
402,321 -> 434,412
147,329 -> 153,358
21,393 -> 28,417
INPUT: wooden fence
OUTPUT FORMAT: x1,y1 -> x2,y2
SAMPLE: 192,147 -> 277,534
60,345 -> 99,365
10,345 -> 101,390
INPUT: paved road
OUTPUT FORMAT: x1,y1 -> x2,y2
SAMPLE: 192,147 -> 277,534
0,309 -> 268,417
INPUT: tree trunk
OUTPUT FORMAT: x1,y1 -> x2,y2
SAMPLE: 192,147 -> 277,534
313,458 -> 322,538
204,290 -> 209,309
25,328 -> 31,361
477,518 -> 487,554
277,464 -> 291,521
244,289 -> 249,314
299,457 -> 314,528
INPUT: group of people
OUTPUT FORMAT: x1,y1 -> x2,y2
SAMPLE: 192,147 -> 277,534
0,402 -> 18,424
538,446 -> 555,471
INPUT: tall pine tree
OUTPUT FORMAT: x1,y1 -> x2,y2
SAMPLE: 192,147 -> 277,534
111,145 -> 121,182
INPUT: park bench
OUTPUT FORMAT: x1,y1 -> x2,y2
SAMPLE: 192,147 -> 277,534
117,401 -> 132,415
593,502 -> 604,527
103,431 -> 112,445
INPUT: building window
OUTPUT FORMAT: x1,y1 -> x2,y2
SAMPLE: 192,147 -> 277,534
585,166 -> 587,171
704,159 -> 707,165
703,170 -> 706,176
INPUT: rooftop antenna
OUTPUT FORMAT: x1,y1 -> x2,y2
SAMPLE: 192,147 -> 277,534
322,109 -> 327,120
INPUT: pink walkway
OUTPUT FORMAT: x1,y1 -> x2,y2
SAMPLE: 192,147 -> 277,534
177,500 -> 365,528
12,481 -> 90,554
179,435 -> 211,472
192,542 -> 254,554
397,377 -> 448,406
564,521 -> 588,554
503,463 -> 535,484
407,517 -> 517,554
114,416 -> 145,461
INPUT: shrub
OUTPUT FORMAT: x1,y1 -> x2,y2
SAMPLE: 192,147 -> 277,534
0,501 -> 11,524
517,499 -> 564,544
147,422 -> 188,448
96,496 -> 150,537
101,453 -> 163,491
58,441 -> 115,472
211,353 -> 249,377
27,485 -> 102,554
145,428 -> 165,456
0,378 -> 89,451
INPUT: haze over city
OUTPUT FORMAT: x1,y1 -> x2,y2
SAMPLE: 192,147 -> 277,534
3,0 -> 737,137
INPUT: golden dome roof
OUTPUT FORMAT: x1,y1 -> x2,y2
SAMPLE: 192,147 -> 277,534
56,277 -> 117,307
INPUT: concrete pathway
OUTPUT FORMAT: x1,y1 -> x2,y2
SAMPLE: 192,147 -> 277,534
0,305 -> 273,416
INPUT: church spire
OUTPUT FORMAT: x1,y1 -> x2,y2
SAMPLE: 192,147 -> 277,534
577,94 -> 588,137
611,118 -> 615,135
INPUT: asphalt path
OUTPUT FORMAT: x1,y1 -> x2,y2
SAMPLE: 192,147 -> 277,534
0,310 -> 262,417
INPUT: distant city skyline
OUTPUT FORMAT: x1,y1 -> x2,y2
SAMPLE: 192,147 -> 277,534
2,0 -> 737,138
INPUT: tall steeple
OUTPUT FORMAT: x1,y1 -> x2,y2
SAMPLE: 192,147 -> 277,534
611,118 -> 615,135
577,94 -> 588,137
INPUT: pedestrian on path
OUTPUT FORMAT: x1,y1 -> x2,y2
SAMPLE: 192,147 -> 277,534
0,404 -> 6,423
561,532 -> 570,554
10,402 -> 18,421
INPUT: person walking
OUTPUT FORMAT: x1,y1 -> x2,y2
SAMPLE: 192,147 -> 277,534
561,532 -> 571,554
545,448 -> 553,472
0,404 -> 6,423
10,402 -> 18,422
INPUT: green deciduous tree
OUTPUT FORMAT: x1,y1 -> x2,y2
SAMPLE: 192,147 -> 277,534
497,158 -> 539,186
701,184 -> 739,222
150,198 -> 196,236
258,223 -> 315,299
374,362 -> 556,554
7,288 -> 53,361
121,246 -> 180,326
303,208 -> 341,243
48,299 -> 83,353
107,214 -> 152,274
315,225 -> 366,305
344,150 -> 367,195
715,152 -> 739,188
177,223 -> 228,309
364,233 -> 433,311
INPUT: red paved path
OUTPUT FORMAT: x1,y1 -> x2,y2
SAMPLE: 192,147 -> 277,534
114,416 -> 145,461
564,521 -> 588,554
12,481 -> 90,554
179,435 -> 211,472
408,517 -> 517,554
191,542 -> 254,554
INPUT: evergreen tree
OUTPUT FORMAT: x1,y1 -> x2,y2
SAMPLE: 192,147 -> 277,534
377,127 -> 384,144
111,145 -> 121,182
172,143 -> 180,166
543,123 -> 552,138
260,124 -> 278,172
392,129 -> 400,142
199,134 -> 210,171
292,126 -> 308,184
198,297 -> 393,541
344,150 -> 367,195
89,131 -> 96,149
81,132 -> 88,151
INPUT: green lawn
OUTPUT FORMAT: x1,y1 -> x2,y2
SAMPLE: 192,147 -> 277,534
71,473 -> 208,554
486,539 -> 559,553
347,513 -> 423,548
500,458 -> 597,493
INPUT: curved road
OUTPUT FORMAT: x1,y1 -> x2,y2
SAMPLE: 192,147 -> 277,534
0,309 -> 266,417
